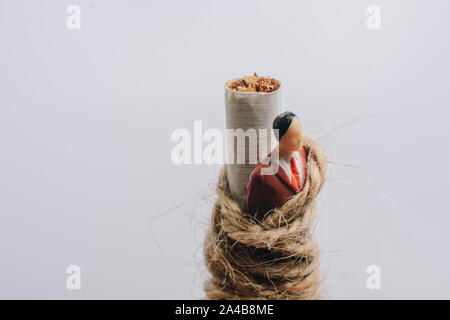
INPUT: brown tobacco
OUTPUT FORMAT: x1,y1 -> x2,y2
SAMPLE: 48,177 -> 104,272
227,74 -> 281,93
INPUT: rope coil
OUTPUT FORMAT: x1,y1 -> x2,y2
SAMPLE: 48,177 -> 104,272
204,136 -> 327,300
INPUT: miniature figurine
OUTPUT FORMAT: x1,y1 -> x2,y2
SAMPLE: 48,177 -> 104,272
245,111 -> 308,219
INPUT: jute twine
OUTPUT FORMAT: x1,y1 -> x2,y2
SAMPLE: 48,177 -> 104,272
204,136 -> 327,300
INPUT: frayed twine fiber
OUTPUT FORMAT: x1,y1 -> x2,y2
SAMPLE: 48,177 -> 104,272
204,136 -> 327,300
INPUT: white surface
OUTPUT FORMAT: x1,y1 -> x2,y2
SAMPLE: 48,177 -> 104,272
1,0 -> 450,299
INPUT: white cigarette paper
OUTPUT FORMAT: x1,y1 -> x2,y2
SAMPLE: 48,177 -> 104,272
225,82 -> 281,210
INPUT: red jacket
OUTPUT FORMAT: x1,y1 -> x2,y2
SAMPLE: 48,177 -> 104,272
245,147 -> 308,220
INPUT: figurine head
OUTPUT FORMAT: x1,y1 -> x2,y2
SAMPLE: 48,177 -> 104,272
273,111 -> 303,155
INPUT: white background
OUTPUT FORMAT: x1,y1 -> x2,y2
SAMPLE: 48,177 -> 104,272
1,0 -> 449,299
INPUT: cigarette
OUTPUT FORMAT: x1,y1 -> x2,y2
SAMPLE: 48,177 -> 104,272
224,75 -> 282,209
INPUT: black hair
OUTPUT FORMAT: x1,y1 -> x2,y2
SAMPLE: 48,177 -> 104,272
272,111 -> 298,141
